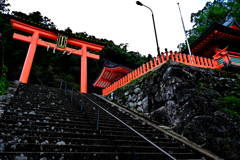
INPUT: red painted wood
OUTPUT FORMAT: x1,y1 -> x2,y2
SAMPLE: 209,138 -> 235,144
11,19 -> 105,93
19,31 -> 39,83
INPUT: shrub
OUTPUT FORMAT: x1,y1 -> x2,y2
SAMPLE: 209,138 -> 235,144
0,66 -> 10,96
220,96 -> 240,113
220,96 -> 240,117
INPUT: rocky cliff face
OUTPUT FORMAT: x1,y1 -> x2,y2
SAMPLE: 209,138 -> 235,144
108,60 -> 240,159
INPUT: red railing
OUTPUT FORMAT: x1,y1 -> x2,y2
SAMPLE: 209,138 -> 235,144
103,50 -> 219,96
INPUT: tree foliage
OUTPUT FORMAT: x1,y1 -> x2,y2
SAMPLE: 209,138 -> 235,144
0,0 -> 10,13
178,0 -> 240,52
0,8 -> 150,93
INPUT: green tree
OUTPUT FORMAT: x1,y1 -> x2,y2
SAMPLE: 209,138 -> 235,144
1,6 -> 150,93
178,0 -> 240,52
0,0 -> 10,13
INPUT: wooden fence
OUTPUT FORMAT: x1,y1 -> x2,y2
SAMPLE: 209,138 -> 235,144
102,50 -> 220,96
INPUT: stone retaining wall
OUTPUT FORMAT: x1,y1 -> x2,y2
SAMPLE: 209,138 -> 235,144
0,80 -> 21,117
107,60 -> 240,159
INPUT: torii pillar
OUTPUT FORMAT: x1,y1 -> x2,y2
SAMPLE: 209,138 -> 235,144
11,18 -> 106,93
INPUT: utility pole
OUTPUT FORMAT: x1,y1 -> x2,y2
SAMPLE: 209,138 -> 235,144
177,3 -> 192,56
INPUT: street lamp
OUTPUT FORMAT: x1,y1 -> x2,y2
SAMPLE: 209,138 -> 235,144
136,1 -> 160,56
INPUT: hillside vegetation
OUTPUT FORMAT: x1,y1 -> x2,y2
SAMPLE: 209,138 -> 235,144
0,9 -> 152,94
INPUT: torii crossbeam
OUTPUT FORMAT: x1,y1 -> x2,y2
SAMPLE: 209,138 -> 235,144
11,18 -> 106,93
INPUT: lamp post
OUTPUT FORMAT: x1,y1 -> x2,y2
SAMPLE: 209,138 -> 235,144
136,1 -> 160,56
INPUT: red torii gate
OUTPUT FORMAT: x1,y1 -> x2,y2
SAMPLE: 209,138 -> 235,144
11,18 -> 106,93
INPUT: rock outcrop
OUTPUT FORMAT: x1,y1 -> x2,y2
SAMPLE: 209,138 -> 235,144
109,60 -> 240,159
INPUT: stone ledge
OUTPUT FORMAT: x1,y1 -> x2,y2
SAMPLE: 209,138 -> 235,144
0,80 -> 21,118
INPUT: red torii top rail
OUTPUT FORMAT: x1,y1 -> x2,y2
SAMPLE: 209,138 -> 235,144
11,19 -> 106,93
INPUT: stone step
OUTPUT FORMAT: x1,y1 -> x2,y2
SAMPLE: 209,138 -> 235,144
0,123 -> 165,137
4,143 -> 190,153
7,104 -> 80,113
0,128 -> 171,142
0,135 -> 180,147
0,152 -> 198,160
4,111 -> 145,125
0,83 -> 211,160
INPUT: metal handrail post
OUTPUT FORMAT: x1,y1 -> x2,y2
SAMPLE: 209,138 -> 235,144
81,95 -> 83,112
72,88 -> 177,160
71,88 -> 73,102
132,132 -> 136,160
60,80 -> 62,89
97,108 -> 100,131
64,83 -> 67,94
79,91 -> 177,160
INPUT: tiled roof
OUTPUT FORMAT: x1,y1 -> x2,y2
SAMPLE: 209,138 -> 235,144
93,59 -> 133,88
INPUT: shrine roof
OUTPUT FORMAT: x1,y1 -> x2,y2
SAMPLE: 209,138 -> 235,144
7,13 -> 109,47
185,22 -> 240,56
220,14 -> 240,29
93,59 -> 133,89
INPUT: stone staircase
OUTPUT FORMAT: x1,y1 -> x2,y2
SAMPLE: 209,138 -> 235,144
0,83 -> 212,160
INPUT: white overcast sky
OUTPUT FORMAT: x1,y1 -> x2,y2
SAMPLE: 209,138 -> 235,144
8,0 -> 212,57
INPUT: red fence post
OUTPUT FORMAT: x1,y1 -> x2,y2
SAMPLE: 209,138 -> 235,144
195,56 -> 200,66
170,51 -> 174,61
200,57 -> 204,67
191,55 -> 196,65
208,58 -> 213,68
175,52 -> 179,62
165,49 -> 169,60
187,55 -> 191,64
204,58 -> 209,68
179,53 -> 183,63
161,52 -> 165,63
157,55 -> 161,66
137,68 -> 140,77
154,57 -> 157,67
135,69 -> 137,78
183,54 -> 187,64
146,62 -> 150,72
143,63 -> 146,74
150,60 -> 153,70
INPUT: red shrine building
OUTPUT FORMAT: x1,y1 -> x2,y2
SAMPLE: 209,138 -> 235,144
185,14 -> 240,70
93,59 -> 133,89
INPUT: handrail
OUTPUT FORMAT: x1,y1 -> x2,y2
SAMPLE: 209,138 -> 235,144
63,82 -> 177,160
74,88 -> 177,160
103,49 -> 219,96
